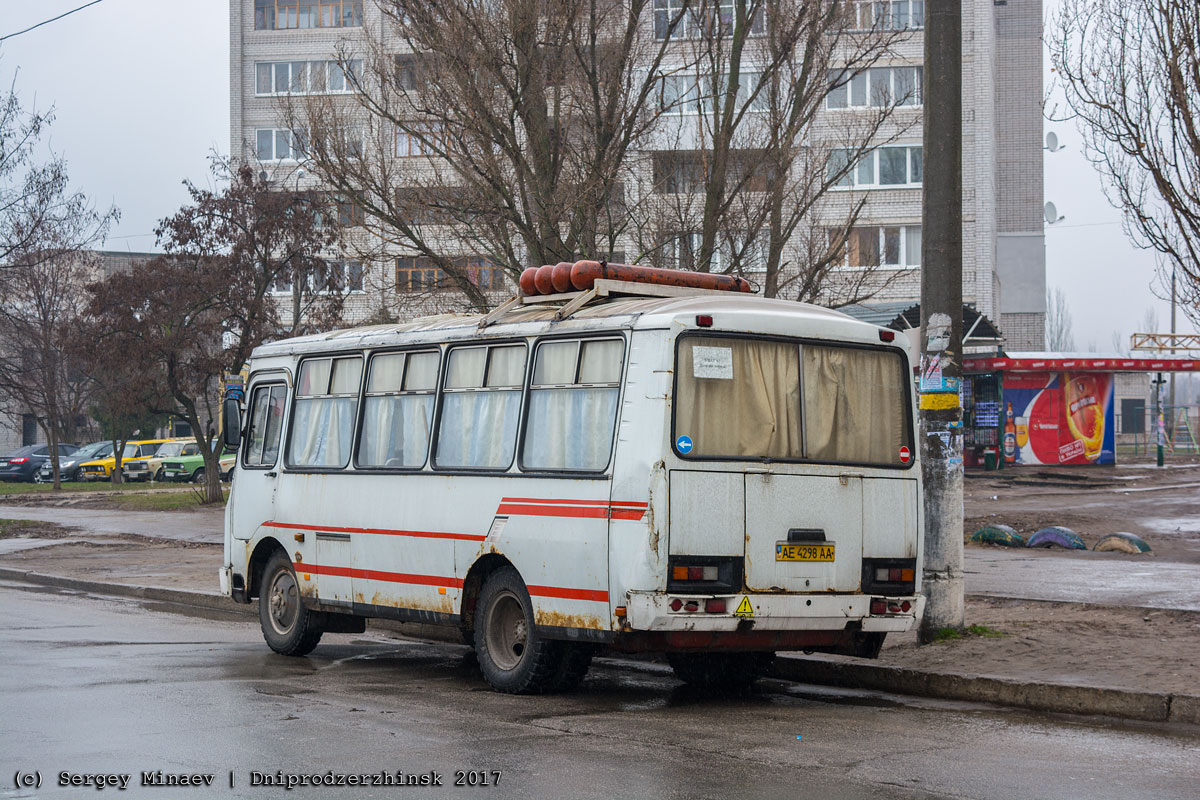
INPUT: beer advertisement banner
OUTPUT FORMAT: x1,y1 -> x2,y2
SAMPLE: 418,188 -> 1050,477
1001,372 -> 1115,465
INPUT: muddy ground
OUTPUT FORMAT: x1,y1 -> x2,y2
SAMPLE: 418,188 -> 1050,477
964,460 -> 1200,563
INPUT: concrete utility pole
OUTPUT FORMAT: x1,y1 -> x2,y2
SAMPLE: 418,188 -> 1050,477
918,0 -> 965,641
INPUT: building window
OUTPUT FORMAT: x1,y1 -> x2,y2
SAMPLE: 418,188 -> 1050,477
842,0 -> 924,32
826,66 -> 921,109
653,151 -> 769,194
255,1 -> 363,31
830,225 -> 921,268
396,256 -> 506,293
21,414 -> 37,446
254,60 -> 362,96
661,72 -> 767,115
255,128 -> 303,162
270,260 -> 363,294
395,123 -> 445,158
828,145 -> 922,188
654,0 -> 765,41
662,231 -> 767,272
394,55 -> 422,91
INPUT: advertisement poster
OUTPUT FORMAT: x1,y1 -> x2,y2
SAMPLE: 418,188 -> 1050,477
1001,372 -> 1115,465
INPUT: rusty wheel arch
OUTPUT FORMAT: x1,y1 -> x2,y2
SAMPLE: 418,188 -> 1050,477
246,537 -> 290,600
459,553 -> 515,639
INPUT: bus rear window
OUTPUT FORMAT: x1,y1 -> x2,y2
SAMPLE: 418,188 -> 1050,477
674,336 -> 911,466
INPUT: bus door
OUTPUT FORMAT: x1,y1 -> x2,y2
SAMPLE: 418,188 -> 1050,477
236,376 -> 288,542
744,472 -> 863,593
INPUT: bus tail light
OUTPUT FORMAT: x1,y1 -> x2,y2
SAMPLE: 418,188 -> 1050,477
862,558 -> 917,594
667,557 -> 743,593
870,598 -> 914,615
705,598 -> 726,613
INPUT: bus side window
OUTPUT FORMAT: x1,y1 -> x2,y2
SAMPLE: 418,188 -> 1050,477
435,343 -> 525,470
357,350 -> 439,468
245,384 -> 287,468
287,357 -> 362,468
522,338 -> 623,471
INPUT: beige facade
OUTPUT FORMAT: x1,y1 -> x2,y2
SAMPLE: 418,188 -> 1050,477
230,1 -> 1046,348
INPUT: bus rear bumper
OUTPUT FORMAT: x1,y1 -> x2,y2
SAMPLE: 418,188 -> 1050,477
624,592 -> 924,635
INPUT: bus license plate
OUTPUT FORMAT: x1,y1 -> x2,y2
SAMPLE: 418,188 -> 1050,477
775,543 -> 835,562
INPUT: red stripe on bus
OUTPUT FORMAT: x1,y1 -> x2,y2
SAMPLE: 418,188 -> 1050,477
298,562 -> 464,589
298,563 -> 605,603
267,520 -> 486,542
497,503 -> 611,519
526,585 -> 609,603
501,497 -> 647,509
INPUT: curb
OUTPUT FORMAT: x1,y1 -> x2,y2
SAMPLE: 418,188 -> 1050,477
773,655 -> 1200,725
3,567 -> 1195,725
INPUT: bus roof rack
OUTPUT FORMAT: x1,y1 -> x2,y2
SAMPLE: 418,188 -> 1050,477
478,278 -> 754,329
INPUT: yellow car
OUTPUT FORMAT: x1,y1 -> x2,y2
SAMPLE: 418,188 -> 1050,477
122,438 -> 198,482
78,439 -> 172,481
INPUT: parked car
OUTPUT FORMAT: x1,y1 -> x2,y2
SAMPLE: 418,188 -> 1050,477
161,444 -> 237,483
122,438 -> 198,482
78,439 -> 171,481
35,440 -> 114,483
1,444 -> 80,482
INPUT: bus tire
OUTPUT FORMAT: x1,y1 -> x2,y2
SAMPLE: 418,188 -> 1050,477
667,651 -> 774,689
549,644 -> 595,692
474,567 -> 561,694
259,552 -> 323,656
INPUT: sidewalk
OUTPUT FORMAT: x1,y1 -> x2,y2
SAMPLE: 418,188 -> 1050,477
0,520 -> 1196,725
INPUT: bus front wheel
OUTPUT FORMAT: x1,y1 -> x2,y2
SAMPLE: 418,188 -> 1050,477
474,566 -> 562,694
258,551 -> 323,656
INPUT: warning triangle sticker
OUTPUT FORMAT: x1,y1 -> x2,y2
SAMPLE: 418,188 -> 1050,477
734,596 -> 754,617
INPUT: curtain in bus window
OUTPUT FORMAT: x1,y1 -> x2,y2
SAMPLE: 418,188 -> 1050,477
675,337 -> 802,458
288,396 -> 357,467
802,345 -> 904,464
523,388 -> 619,470
436,390 -> 521,468
359,395 -> 434,467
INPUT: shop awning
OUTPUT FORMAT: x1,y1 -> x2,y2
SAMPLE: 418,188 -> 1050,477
964,354 -> 1200,373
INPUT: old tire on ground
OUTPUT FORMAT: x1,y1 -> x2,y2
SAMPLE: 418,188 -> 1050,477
667,651 -> 775,689
258,551 -> 323,656
474,566 -> 562,694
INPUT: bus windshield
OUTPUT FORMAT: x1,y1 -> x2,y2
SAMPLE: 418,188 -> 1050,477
674,335 -> 912,466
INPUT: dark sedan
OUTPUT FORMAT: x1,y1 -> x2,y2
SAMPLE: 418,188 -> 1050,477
0,444 -> 79,482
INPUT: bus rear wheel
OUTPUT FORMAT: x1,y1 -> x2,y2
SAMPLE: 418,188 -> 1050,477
474,567 -> 562,694
259,552 -> 323,656
667,651 -> 775,690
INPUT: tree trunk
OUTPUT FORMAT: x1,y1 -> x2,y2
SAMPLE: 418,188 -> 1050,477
201,445 -> 224,504
110,439 -> 124,485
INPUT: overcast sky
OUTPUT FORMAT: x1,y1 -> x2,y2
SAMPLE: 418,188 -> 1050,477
0,0 -> 1192,348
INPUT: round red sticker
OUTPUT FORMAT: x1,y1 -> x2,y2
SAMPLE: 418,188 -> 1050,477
899,446 -> 911,464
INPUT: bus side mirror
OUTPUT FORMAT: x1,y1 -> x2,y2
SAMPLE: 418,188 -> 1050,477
222,398 -> 242,450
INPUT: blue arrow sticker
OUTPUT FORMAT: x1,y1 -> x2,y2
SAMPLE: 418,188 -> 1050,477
676,435 -> 694,454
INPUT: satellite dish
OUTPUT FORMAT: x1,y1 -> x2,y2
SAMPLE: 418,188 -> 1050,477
1044,201 -> 1065,225
1045,132 -> 1058,151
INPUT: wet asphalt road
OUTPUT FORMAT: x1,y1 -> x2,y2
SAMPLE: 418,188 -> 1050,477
2,584 -> 1196,800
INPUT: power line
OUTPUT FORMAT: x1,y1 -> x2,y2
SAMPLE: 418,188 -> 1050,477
0,0 -> 107,43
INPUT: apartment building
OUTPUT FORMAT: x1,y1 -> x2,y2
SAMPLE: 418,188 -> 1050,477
230,0 -> 1046,348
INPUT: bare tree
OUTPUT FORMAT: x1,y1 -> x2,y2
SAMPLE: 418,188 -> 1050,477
289,0 -> 695,312
1139,306 -> 1160,335
0,76 -> 117,487
80,165 -> 345,503
1049,0 -> 1200,323
1045,286 -> 1076,351
634,0 -> 914,305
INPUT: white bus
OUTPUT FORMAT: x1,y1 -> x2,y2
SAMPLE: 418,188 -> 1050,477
220,278 -> 923,693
